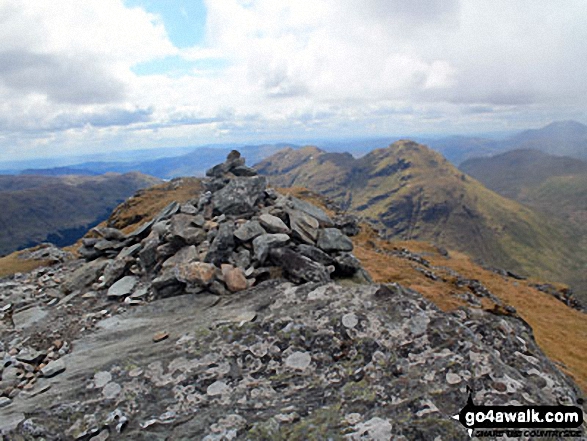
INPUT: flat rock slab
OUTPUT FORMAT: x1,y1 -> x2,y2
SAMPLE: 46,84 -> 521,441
12,306 -> 48,330
107,276 -> 138,299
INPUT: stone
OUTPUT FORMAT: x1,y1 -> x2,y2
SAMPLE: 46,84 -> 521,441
41,359 -> 65,378
269,248 -> 330,284
180,203 -> 198,215
205,223 -> 235,266
281,196 -> 333,227
446,373 -> 461,385
252,233 -> 290,263
162,245 -> 198,269
127,219 -> 155,240
117,243 -> 142,260
259,213 -> 290,234
152,270 -> 185,299
211,176 -> 267,216
107,276 -> 138,299
333,214 -> 361,236
102,382 -> 121,400
102,258 -> 129,287
93,227 -> 127,241
342,313 -> 358,329
62,259 -> 109,293
207,380 -> 230,396
153,201 -> 181,223
223,266 -> 248,292
285,351 -> 311,370
139,233 -> 160,271
317,228 -> 353,252
348,417 -> 392,441
231,165 -> 258,176
16,348 -> 46,364
333,252 -> 362,276
0,397 -> 11,408
176,262 -> 217,286
288,209 -> 319,244
170,214 -> 207,246
12,306 -> 48,330
94,371 -> 112,389
296,244 -> 334,266
153,331 -> 169,343
234,220 -> 266,242
231,249 -> 251,269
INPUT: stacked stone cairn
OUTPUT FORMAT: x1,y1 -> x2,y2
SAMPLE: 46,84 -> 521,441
77,151 -> 371,301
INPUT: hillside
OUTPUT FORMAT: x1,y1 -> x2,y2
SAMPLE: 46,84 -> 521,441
0,154 -> 584,438
256,142 -> 584,299
0,173 -> 161,256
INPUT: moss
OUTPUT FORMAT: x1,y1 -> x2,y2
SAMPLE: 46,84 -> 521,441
342,379 -> 377,403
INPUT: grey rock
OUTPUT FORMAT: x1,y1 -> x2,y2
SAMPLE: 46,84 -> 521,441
317,228 -> 353,252
93,239 -> 124,252
333,252 -> 362,276
205,223 -> 235,266
127,219 -> 155,240
12,306 -> 48,330
333,214 -> 361,236
117,243 -> 142,260
297,244 -> 334,266
211,176 -> 267,216
170,214 -> 207,246
259,213 -> 290,234
252,233 -> 290,263
162,245 -> 198,269
234,220 -> 266,242
153,201 -> 181,223
102,258 -> 129,287
62,259 -> 109,293
93,227 -> 127,241
281,195 -> 333,227
0,397 -> 11,408
94,371 -> 112,388
288,209 -> 319,244
231,249 -> 251,269
269,247 -> 331,284
41,359 -> 65,378
16,348 -> 46,364
139,233 -> 160,271
231,165 -> 258,176
152,270 -> 185,299
107,276 -> 138,299
180,203 -> 198,215
284,351 -> 311,370
102,382 -> 121,399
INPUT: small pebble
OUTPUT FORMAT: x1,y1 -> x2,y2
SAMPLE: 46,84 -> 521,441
153,331 -> 169,343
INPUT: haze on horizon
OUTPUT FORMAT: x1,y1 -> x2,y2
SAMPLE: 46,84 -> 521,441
1,0 -> 586,162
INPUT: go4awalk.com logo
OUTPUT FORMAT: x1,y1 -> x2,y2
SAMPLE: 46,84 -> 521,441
452,389 -> 584,438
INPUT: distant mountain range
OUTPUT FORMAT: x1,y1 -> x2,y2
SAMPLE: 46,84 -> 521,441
0,172 -> 160,255
256,141 -> 585,299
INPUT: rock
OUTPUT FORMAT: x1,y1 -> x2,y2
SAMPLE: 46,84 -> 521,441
317,228 -> 353,252
16,348 -> 46,364
153,331 -> 169,343
281,196 -> 333,227
223,266 -> 248,292
211,176 -> 267,216
0,397 -> 11,408
288,209 -> 319,244
234,220 -> 266,242
231,249 -> 251,269
162,245 -> 198,269
62,259 -> 109,293
348,417 -> 392,441
269,247 -> 331,284
102,258 -> 129,287
251,233 -> 289,263
127,218 -> 155,240
41,359 -> 65,378
170,214 -> 207,246
259,213 -> 290,234
296,244 -> 334,266
93,227 -> 127,241
207,380 -> 230,396
102,382 -> 121,400
342,313 -> 358,329
231,165 -> 258,176
333,252 -> 362,276
107,276 -> 138,299
153,201 -> 181,223
180,203 -> 198,215
333,214 -> 361,236
117,243 -> 142,260
176,262 -> 217,286
139,233 -> 160,271
285,351 -> 311,370
205,223 -> 235,266
152,270 -> 185,299
12,306 -> 48,330
94,371 -> 112,389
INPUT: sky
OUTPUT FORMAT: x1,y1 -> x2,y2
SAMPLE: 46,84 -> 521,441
1,0 -> 586,161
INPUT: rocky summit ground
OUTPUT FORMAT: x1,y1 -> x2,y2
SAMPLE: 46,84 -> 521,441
0,152 -> 585,440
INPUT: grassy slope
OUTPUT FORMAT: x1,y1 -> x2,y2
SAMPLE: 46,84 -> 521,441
0,173 -> 161,256
257,142 -> 580,296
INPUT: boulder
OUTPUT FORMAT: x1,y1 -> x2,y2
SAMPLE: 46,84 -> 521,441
234,220 -> 266,242
333,252 -> 362,276
297,244 -> 334,266
269,247 -> 331,284
317,228 -> 353,252
107,276 -> 138,299
288,209 -> 319,244
205,223 -> 236,266
259,213 -> 290,234
169,214 -> 207,246
211,176 -> 267,216
252,233 -> 290,263
62,259 -> 109,293
176,262 -> 217,286
221,265 -> 248,292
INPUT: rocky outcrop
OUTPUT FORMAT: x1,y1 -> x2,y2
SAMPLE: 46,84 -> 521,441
0,152 -> 585,439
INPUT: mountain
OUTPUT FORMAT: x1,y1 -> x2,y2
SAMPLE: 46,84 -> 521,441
0,172 -> 161,256
460,149 -> 587,294
0,153 -> 584,438
20,144 -> 295,179
508,120 -> 587,159
255,141 -> 584,298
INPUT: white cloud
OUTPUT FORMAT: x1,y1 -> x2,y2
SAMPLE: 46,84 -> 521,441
0,0 -> 586,160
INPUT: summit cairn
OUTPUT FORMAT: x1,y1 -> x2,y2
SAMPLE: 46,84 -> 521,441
76,151 -> 371,301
